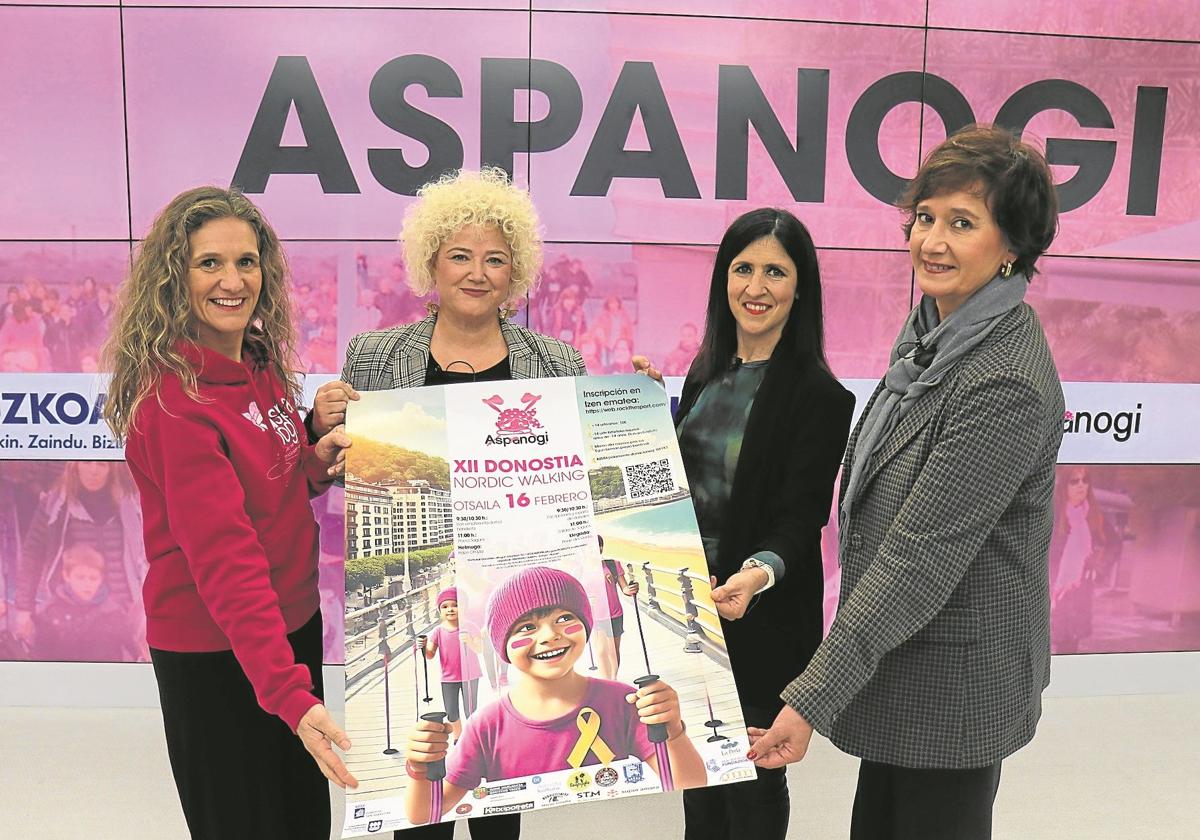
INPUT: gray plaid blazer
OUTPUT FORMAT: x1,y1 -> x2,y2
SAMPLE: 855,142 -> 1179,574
339,314 -> 585,389
782,303 -> 1065,768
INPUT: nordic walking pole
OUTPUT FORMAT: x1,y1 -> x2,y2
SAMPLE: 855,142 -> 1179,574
420,632 -> 433,704
626,562 -> 674,792
379,618 -> 399,755
420,711 -> 448,823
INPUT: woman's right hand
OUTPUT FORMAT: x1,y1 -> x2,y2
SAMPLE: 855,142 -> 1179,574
407,717 -> 452,767
311,381 -> 359,437
631,355 -> 664,386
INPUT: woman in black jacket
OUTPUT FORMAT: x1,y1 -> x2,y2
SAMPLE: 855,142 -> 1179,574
635,208 -> 854,840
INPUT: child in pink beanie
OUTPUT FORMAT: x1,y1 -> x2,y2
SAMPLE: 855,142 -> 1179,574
418,587 -> 484,742
404,566 -> 706,824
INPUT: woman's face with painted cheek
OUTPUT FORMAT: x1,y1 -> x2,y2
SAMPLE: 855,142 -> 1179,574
506,608 -> 586,677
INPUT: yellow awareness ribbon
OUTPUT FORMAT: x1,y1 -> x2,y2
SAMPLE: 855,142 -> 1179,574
566,706 -> 616,768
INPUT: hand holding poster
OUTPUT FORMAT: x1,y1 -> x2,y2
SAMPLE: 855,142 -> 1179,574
341,375 -> 755,836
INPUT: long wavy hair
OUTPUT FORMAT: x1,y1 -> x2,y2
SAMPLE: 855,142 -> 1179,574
102,187 -> 298,440
690,208 -> 829,385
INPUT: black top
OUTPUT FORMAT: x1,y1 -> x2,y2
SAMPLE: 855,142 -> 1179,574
675,354 -> 855,711
424,355 -> 512,385
676,360 -> 770,568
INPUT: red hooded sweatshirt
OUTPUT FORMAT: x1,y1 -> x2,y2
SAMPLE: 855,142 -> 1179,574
125,342 -> 332,731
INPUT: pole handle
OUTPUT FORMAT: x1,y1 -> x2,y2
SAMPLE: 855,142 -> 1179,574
420,712 -> 449,781
633,674 -> 669,743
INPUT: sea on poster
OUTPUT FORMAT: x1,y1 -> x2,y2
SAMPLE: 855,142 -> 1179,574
341,374 -> 754,837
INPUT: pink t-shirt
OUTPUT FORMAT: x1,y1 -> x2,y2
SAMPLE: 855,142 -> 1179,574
430,625 -> 483,682
445,678 -> 653,788
598,559 -> 624,621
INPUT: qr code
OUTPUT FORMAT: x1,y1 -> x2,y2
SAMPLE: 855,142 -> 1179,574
623,458 -> 674,500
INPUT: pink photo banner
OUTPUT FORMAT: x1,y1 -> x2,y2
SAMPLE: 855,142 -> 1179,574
0,8 -> 128,240
531,1 -> 925,26
1,6 -> 1195,259
122,7 -> 532,240
926,0 -> 1200,42
2,4 -> 1198,665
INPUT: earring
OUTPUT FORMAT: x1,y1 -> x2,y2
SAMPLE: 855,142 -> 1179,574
1000,261 -> 1014,278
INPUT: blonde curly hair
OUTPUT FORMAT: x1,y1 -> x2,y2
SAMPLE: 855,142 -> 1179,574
400,167 -> 543,303
101,187 -> 299,440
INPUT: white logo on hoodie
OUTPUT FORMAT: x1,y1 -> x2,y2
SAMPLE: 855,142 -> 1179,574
242,401 -> 268,431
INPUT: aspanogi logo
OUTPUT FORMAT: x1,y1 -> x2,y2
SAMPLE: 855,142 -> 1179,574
1063,404 -> 1142,443
482,392 -> 549,446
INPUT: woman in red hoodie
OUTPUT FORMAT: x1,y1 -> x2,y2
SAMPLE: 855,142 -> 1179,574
102,187 -> 355,839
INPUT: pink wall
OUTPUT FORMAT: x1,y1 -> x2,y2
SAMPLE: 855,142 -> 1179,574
2,1 -> 1197,662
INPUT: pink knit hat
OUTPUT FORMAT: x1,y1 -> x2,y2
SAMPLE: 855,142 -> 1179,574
486,567 -> 593,663
436,587 -> 458,609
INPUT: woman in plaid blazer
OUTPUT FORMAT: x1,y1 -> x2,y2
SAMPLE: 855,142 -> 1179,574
310,167 -> 581,840
748,126 -> 1066,839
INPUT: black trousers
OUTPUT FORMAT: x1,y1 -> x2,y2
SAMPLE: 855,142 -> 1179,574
151,611 -> 329,840
681,705 -> 790,840
850,758 -> 1003,840
394,814 -> 521,840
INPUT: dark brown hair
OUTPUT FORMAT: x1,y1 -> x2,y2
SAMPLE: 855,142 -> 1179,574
691,208 -> 829,385
899,124 -> 1059,278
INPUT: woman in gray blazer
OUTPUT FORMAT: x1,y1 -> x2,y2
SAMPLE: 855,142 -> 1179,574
748,125 -> 1066,839
309,167 -> 582,840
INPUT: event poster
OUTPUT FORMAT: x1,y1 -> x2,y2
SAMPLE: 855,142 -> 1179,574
341,375 -> 753,836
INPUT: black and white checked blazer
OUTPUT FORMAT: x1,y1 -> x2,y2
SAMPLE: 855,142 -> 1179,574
339,314 -> 585,389
782,303 -> 1065,769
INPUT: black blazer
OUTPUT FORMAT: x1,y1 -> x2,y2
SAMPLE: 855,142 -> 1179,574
676,353 -> 854,712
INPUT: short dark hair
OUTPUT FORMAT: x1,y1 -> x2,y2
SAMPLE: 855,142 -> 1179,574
899,124 -> 1059,278
691,208 -> 829,384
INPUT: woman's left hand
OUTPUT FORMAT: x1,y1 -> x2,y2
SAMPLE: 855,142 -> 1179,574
296,703 -> 359,789
710,569 -> 767,621
746,704 -> 814,768
315,424 -> 352,476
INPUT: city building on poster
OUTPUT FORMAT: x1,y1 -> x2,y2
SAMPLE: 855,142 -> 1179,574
341,375 -> 752,837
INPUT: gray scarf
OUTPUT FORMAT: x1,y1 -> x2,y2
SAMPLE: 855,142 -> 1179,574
839,273 -> 1027,530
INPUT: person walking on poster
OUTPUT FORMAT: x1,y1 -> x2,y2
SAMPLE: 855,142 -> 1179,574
593,534 -> 639,680
419,587 -> 484,740
403,567 -> 706,823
